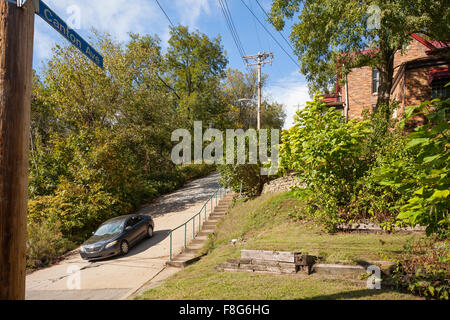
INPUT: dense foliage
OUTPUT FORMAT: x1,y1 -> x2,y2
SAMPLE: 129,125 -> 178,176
280,94 -> 449,237
388,238 -> 449,300
28,26 -> 285,267
375,97 -> 450,236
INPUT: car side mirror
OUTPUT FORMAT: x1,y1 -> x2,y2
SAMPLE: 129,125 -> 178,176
125,226 -> 132,231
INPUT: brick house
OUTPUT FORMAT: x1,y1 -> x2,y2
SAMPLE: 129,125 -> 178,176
323,34 -> 450,120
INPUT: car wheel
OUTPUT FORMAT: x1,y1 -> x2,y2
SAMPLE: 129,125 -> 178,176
120,240 -> 129,255
147,225 -> 154,238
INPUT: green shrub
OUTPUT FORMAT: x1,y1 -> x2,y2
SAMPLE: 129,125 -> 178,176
389,238 -> 449,300
218,163 -> 269,197
375,97 -> 450,236
218,131 -> 275,197
26,220 -> 75,269
280,94 -> 373,230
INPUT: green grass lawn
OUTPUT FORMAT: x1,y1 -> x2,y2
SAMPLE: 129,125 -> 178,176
137,192 -> 424,300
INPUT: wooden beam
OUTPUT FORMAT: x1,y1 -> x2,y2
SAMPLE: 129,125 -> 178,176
0,0 -> 35,300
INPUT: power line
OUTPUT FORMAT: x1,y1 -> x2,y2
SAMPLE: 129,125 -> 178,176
218,0 -> 245,59
224,0 -> 246,56
153,0 -> 181,99
249,0 -> 264,52
254,0 -> 296,53
154,0 -> 175,28
157,75 -> 181,100
239,0 -> 300,69
217,0 -> 246,63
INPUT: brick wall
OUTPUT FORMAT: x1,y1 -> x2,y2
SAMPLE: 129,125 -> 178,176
393,39 -> 429,72
344,66 -> 378,120
344,38 -> 430,119
392,63 -> 450,111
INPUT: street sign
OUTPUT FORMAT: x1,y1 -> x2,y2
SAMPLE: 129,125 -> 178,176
35,0 -> 104,69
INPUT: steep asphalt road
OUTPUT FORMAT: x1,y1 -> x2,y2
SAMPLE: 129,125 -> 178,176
26,172 -> 220,300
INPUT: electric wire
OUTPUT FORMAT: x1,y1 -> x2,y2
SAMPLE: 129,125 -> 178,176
239,0 -> 300,68
217,0 -> 246,63
254,0 -> 296,53
154,0 -> 175,28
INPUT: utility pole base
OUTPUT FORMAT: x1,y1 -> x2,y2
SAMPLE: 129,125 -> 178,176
0,1 -> 35,300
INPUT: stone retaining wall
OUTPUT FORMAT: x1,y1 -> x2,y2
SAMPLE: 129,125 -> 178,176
261,172 -> 304,194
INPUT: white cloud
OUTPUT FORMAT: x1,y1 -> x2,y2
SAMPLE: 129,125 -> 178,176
266,72 -> 311,129
34,20 -> 56,62
33,0 -> 216,65
42,0 -> 162,40
173,0 -> 213,28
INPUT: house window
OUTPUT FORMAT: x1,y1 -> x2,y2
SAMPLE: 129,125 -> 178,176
372,69 -> 380,94
431,79 -> 450,99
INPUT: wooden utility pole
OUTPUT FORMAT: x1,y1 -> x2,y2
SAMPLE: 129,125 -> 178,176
243,52 -> 273,130
0,0 -> 35,300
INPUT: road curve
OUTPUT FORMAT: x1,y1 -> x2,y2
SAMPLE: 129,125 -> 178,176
25,172 -> 220,300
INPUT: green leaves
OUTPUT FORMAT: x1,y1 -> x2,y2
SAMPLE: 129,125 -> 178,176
279,94 -> 374,229
378,97 -> 450,236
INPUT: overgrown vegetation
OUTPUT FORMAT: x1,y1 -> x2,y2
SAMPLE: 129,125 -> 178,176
28,26 -> 285,268
279,94 -> 449,237
388,238 -> 449,300
275,94 -> 449,299
375,98 -> 450,237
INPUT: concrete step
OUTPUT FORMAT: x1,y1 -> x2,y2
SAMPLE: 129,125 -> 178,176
213,206 -> 228,211
200,223 -> 216,228
190,238 -> 208,244
207,218 -> 224,222
207,215 -> 224,220
209,214 -> 226,218
166,253 -> 203,268
166,192 -> 234,268
198,231 -> 215,237
203,222 -> 218,227
182,247 -> 201,254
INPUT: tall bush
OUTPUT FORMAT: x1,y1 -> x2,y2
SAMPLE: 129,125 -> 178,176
376,97 -> 450,236
280,94 -> 373,230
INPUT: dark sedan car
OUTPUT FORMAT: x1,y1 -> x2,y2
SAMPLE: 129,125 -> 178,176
80,214 -> 154,261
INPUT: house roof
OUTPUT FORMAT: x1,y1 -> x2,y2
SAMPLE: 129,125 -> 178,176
329,34 -> 450,99
410,33 -> 450,54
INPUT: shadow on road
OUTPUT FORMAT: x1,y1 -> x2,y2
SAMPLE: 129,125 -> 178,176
126,229 -> 171,257
138,172 -> 220,218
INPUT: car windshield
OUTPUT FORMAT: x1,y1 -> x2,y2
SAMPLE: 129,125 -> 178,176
94,220 -> 124,236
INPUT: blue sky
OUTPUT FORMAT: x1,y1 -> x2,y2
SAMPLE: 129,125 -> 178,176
33,0 -> 310,129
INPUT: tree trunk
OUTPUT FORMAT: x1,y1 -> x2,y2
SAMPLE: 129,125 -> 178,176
376,50 -> 395,109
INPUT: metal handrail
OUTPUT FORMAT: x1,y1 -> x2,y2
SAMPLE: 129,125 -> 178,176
168,187 -> 227,261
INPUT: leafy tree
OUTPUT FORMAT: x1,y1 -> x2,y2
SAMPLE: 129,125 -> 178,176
222,68 -> 285,130
269,0 -> 450,105
166,26 -> 228,128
